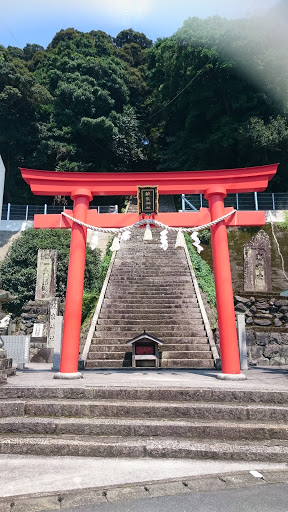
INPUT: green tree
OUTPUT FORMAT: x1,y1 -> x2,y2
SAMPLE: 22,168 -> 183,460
146,13 -> 287,184
0,229 -> 101,316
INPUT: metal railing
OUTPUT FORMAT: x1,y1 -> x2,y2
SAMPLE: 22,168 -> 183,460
181,193 -> 288,212
1,204 -> 118,221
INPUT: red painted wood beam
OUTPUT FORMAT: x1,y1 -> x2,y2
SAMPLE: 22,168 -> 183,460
20,164 -> 278,197
33,208 -> 266,229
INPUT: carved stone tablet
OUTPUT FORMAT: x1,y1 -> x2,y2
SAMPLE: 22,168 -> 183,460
244,230 -> 272,292
35,250 -> 57,300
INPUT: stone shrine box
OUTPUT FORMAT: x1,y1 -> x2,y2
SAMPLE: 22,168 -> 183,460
126,331 -> 163,368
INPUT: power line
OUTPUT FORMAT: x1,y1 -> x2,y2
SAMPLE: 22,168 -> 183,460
148,56 -> 214,120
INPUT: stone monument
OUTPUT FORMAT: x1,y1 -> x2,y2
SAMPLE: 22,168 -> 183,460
244,230 -> 272,292
19,249 -> 62,362
35,249 -> 57,300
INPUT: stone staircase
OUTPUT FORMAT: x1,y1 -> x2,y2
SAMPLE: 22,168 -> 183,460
86,227 -> 215,369
0,386 -> 288,461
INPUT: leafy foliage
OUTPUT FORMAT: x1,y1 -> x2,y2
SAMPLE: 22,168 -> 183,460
185,233 -> 216,308
81,236 -> 113,324
0,229 -> 102,316
1,9 -> 288,203
278,211 -> 288,230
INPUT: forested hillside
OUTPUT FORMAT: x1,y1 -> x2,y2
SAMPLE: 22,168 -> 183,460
1,3 -> 288,204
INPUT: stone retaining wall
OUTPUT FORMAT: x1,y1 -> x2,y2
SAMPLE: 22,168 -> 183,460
233,295 -> 288,366
215,295 -> 288,366
234,295 -> 288,328
246,330 -> 288,366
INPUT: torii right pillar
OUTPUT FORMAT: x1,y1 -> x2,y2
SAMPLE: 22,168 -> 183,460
206,186 -> 244,379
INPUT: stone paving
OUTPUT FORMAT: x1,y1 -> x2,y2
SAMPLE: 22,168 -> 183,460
6,363 -> 288,390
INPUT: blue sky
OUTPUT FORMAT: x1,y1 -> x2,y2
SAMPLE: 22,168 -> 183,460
1,0 -> 278,49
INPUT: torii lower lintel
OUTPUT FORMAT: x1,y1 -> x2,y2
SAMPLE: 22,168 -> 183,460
33,209 -> 266,230
20,164 -> 279,380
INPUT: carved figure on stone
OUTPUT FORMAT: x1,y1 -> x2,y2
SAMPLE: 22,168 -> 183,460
255,252 -> 265,289
244,230 -> 272,292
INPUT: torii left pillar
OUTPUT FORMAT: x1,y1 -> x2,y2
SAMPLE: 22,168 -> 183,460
56,188 -> 93,378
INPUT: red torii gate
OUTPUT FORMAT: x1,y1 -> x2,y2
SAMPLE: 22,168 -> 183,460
20,164 -> 278,380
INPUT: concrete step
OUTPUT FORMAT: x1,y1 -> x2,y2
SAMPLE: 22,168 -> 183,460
0,416 -> 287,442
0,435 -> 287,461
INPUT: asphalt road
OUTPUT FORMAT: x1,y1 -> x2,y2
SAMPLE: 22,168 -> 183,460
46,483 -> 288,512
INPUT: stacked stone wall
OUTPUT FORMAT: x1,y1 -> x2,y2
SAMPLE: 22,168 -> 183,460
246,331 -> 288,366
233,295 -> 288,366
234,295 -> 288,328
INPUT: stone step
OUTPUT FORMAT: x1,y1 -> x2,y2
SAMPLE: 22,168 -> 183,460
84,360 -> 139,368
87,352 -> 130,361
109,275 -> 191,280
0,417 -> 287,442
95,324 -> 205,332
85,359 -> 213,368
102,300 -> 199,306
162,351 -> 212,359
93,330 -> 207,340
114,268 -> 187,272
100,308 -> 202,322
106,289 -> 195,296
88,344 -> 211,353
105,294 -> 197,299
0,435 -> 287,462
3,399 -> 288,422
86,351 -> 212,361
91,338 -> 208,347
107,284 -> 193,290
105,287 -> 196,300
161,360 -> 215,368
2,386 -> 288,404
100,305 -> 200,312
97,319 -> 204,326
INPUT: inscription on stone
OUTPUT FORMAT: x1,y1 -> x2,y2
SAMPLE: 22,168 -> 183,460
32,323 -> 44,338
1,336 -> 30,364
35,250 -> 57,300
244,230 -> 272,292
47,298 -> 60,348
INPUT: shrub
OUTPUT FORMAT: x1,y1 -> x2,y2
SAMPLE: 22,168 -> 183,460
0,228 -> 102,316
185,233 -> 216,308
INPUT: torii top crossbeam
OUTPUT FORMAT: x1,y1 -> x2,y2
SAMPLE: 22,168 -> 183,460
20,164 -> 278,381
21,164 -> 277,196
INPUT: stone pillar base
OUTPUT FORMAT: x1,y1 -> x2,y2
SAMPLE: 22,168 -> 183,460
53,372 -> 83,380
217,372 -> 247,381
